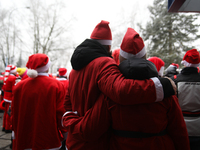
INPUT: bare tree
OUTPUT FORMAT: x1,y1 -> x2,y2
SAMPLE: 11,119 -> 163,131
0,6 -> 22,69
23,0 -> 74,73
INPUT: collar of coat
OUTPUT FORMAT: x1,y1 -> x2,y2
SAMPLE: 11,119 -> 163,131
119,58 -> 158,80
181,67 -> 199,75
71,39 -> 112,70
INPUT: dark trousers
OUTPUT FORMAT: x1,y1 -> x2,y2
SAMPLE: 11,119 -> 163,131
189,136 -> 200,150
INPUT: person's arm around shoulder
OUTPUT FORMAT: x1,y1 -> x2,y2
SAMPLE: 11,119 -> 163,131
97,58 -> 175,105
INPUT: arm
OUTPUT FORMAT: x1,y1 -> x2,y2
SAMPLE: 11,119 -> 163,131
166,95 -> 190,150
97,58 -> 174,105
62,94 -> 111,141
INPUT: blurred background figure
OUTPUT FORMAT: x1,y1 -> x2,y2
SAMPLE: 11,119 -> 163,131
2,65 -> 18,133
148,56 -> 165,77
57,68 -> 69,90
171,49 -> 200,150
164,63 -> 179,78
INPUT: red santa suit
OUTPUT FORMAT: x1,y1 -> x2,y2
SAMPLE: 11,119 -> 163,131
11,54 -> 67,150
63,58 -> 190,150
2,65 -> 17,131
63,26 -> 178,150
56,68 -> 69,90
63,42 -> 174,149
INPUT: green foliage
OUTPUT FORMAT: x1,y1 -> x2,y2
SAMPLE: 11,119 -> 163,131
138,0 -> 200,67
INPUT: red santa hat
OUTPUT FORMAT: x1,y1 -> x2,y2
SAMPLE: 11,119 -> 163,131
181,49 -> 200,67
26,53 -> 51,78
120,28 -> 146,59
4,65 -> 17,77
58,68 -> 67,76
90,20 -> 112,45
148,57 -> 165,77
170,63 -> 179,69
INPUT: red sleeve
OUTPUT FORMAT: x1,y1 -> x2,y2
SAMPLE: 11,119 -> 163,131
166,95 -> 190,150
62,94 -> 111,141
56,82 -> 67,134
97,58 -> 158,105
64,87 -> 72,111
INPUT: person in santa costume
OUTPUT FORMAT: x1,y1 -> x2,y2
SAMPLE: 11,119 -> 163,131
56,68 -> 69,90
171,49 -> 200,150
11,53 -> 67,150
164,63 -> 180,77
62,28 -> 190,150
2,65 -> 18,133
148,56 -> 165,77
62,20 -> 176,150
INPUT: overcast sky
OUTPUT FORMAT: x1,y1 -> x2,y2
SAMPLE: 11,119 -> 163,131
0,0 -> 155,44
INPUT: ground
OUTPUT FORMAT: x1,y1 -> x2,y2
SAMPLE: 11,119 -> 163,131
0,111 -> 12,150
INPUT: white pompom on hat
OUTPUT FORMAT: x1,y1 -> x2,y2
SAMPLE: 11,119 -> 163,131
90,20 -> 112,45
26,53 -> 51,78
120,28 -> 146,59
181,49 -> 200,67
148,57 -> 165,77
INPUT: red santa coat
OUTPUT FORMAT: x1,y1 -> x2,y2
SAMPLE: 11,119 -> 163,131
2,74 -> 17,130
64,58 -> 169,150
63,95 -> 190,150
56,77 -> 69,90
3,74 -> 17,103
12,73 -> 67,150
63,39 -> 174,150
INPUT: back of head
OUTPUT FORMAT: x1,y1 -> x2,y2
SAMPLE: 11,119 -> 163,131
148,57 -> 165,77
119,58 -> 158,80
181,49 -> 200,67
119,28 -> 146,63
58,68 -> 67,77
90,20 -> 112,47
26,53 -> 51,78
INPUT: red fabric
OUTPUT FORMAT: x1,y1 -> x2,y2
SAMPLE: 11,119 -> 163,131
21,74 -> 29,81
90,20 -> 112,40
148,57 -> 165,72
59,68 -> 67,76
4,102 -> 11,130
171,63 -> 179,68
63,95 -> 190,150
57,78 -> 69,90
64,57 -> 160,149
2,75 -> 17,102
26,53 -> 49,69
112,49 -> 120,65
12,75 -> 67,150
183,49 -> 200,64
0,100 -> 5,111
109,95 -> 190,150
120,28 -> 145,55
